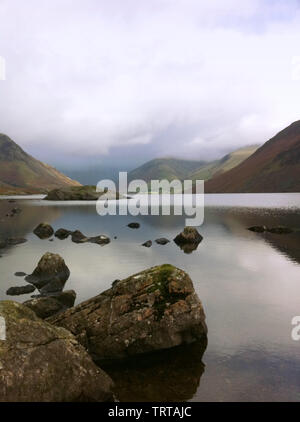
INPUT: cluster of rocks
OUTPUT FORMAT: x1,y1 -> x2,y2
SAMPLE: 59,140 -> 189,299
33,223 -> 111,246
141,227 -> 203,254
0,260 -> 207,402
248,225 -> 294,234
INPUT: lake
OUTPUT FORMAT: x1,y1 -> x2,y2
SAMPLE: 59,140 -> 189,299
0,193 -> 300,402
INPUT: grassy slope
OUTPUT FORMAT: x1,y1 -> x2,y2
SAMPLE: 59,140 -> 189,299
0,134 -> 80,193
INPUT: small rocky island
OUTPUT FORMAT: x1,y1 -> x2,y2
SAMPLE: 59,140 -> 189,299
44,185 -> 123,201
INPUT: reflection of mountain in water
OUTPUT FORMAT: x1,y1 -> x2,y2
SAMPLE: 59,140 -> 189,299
102,338 -> 207,402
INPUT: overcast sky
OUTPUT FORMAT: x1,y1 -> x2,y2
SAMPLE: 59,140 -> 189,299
0,0 -> 300,169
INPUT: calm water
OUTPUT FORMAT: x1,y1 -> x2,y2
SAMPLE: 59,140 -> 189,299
0,193 -> 300,402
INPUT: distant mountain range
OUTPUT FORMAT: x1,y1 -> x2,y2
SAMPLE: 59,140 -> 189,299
206,120 -> 300,193
128,158 -> 206,183
128,145 -> 258,184
0,134 -> 80,194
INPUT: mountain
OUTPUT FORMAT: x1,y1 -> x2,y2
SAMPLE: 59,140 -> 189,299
0,134 -> 80,194
128,158 -> 206,183
190,145 -> 259,181
206,121 -> 300,193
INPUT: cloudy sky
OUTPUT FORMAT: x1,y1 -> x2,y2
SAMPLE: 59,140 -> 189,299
0,0 -> 300,172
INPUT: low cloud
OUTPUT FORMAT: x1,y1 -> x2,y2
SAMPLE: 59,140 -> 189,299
0,0 -> 299,167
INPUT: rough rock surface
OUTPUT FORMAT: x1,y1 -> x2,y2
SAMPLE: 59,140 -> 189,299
0,301 -> 113,402
25,252 -> 70,293
33,223 -> 54,239
48,264 -> 207,362
24,290 -> 76,319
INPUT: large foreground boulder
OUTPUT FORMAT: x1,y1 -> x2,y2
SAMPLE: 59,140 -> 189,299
0,301 -> 113,402
25,252 -> 70,293
48,264 -> 207,362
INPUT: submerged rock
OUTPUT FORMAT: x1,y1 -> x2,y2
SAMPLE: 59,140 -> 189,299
174,227 -> 203,254
128,222 -> 140,229
25,252 -> 70,293
155,238 -> 170,245
55,228 -> 72,240
6,285 -> 36,296
33,223 -> 54,239
24,290 -> 76,319
248,225 -> 267,233
48,264 -> 207,362
6,237 -> 27,245
14,272 -> 27,277
142,240 -> 152,248
267,226 -> 293,234
0,301 -> 114,402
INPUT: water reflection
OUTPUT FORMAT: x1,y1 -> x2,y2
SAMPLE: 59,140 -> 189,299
102,338 -> 207,402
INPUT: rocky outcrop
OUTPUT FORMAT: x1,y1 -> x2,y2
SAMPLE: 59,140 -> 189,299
48,264 -> 207,362
173,227 -> 203,254
0,301 -> 113,402
44,185 -> 122,201
25,252 -> 70,293
33,223 -> 54,239
24,290 -> 76,319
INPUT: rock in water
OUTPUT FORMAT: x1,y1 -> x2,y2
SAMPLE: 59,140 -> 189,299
142,240 -> 152,248
55,228 -> 71,240
48,264 -> 207,362
267,226 -> 293,234
24,290 -> 76,319
89,235 -> 111,245
6,285 -> 36,296
25,252 -> 70,293
33,223 -> 54,239
128,222 -> 140,229
0,301 -> 113,402
155,238 -> 170,245
71,230 -> 89,244
248,225 -> 267,233
173,227 -> 203,254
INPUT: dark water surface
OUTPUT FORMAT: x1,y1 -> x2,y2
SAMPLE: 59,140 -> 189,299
0,193 -> 300,402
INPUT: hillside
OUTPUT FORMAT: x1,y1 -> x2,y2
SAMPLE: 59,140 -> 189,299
0,134 -> 80,194
206,121 -> 300,193
191,145 -> 259,181
128,158 -> 206,183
